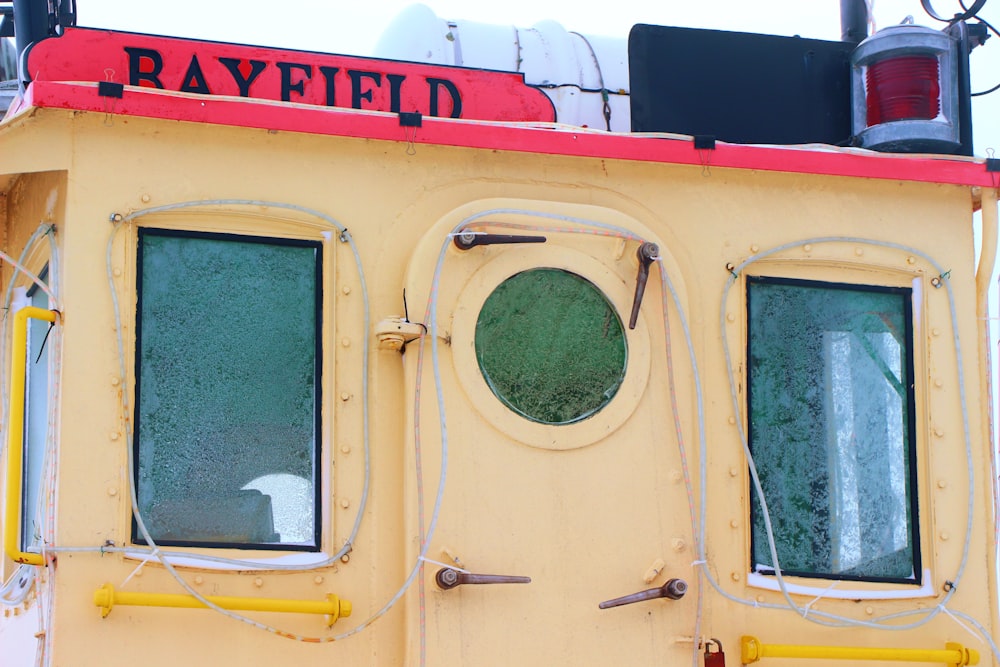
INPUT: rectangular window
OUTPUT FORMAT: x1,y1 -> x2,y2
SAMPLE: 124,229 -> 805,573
20,274 -> 50,552
134,229 -> 322,550
747,276 -> 919,583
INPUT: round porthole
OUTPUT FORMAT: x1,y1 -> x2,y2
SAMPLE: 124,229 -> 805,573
450,245 -> 650,450
475,268 -> 627,425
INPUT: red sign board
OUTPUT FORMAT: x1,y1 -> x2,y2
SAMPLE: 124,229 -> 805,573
26,28 -> 556,123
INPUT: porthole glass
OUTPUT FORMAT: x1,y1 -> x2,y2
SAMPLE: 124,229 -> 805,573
475,268 -> 627,425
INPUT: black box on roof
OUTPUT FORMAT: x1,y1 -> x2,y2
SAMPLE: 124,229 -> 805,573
628,24 -> 853,146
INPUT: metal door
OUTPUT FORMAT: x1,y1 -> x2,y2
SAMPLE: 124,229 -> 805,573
401,207 -> 697,666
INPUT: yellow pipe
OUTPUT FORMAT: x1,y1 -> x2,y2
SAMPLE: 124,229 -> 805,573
93,583 -> 352,627
975,188 -> 998,301
741,636 -> 979,666
3,306 -> 58,566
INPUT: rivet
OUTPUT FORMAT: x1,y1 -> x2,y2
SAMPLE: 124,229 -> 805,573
907,256 -> 916,265
730,519 -> 739,529
672,538 -> 686,552
726,313 -> 736,323
342,286 -> 351,295
341,554 -> 351,564
141,194 -> 151,203
113,268 -> 122,277
340,498 -> 350,509
340,392 -> 352,401
109,432 -> 120,441
750,244 -> 759,253
855,248 -> 864,256
803,244 -> 812,252
314,575 -> 324,585
940,532 -> 949,541
341,338 -> 351,347
341,445 -> 351,454
132,568 -> 142,577
731,572 -> 741,582
110,377 -> 121,386
934,379 -> 943,388
194,576 -> 204,585
937,479 -> 948,489
107,487 -> 118,497
729,467 -> 739,477
866,606 -> 874,615
932,328 -> 941,337
670,470 -> 683,483
756,595 -> 765,603
254,577 -> 264,587
933,427 -> 944,438
728,416 -> 736,425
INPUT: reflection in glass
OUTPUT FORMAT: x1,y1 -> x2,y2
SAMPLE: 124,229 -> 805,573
134,230 -> 320,548
747,277 -> 918,582
22,278 -> 50,551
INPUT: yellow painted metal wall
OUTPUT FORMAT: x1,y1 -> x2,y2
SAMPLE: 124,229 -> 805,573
0,106 -> 997,666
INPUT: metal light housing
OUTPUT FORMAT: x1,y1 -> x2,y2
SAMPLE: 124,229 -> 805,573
851,23 -> 961,153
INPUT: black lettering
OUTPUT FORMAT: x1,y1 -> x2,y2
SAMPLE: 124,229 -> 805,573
179,55 -> 211,94
349,70 -> 381,109
277,62 -> 312,102
319,66 -> 340,107
124,47 -> 164,89
428,77 -> 462,118
387,74 -> 405,113
219,57 -> 267,97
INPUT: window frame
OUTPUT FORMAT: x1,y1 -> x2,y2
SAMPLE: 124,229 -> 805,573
745,274 -> 921,586
131,227 -> 324,551
18,267 -> 51,554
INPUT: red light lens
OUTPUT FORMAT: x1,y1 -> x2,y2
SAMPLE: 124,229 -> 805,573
865,55 -> 940,126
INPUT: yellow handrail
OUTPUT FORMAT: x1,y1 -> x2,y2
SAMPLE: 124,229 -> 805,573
741,636 -> 979,666
93,583 -> 353,627
4,306 -> 58,567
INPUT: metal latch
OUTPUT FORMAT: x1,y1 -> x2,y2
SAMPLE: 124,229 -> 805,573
598,577 -> 687,609
435,567 -> 531,590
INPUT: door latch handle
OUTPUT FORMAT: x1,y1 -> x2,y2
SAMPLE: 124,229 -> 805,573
435,567 -> 532,590
453,231 -> 547,250
629,242 -> 659,329
598,577 -> 687,609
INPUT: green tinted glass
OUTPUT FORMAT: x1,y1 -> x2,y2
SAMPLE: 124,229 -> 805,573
135,230 -> 321,549
747,277 -> 917,582
475,268 -> 627,425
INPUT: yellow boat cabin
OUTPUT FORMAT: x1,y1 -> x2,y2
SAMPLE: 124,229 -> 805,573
2,1 -> 1000,665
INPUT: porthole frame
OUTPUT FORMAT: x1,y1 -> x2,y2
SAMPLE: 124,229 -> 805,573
450,245 -> 651,450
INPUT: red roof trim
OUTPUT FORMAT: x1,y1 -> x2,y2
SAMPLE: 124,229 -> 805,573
26,28 -> 556,124
21,80 -> 999,189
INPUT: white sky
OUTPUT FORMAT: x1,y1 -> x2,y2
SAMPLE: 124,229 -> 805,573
70,0 -> 999,157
